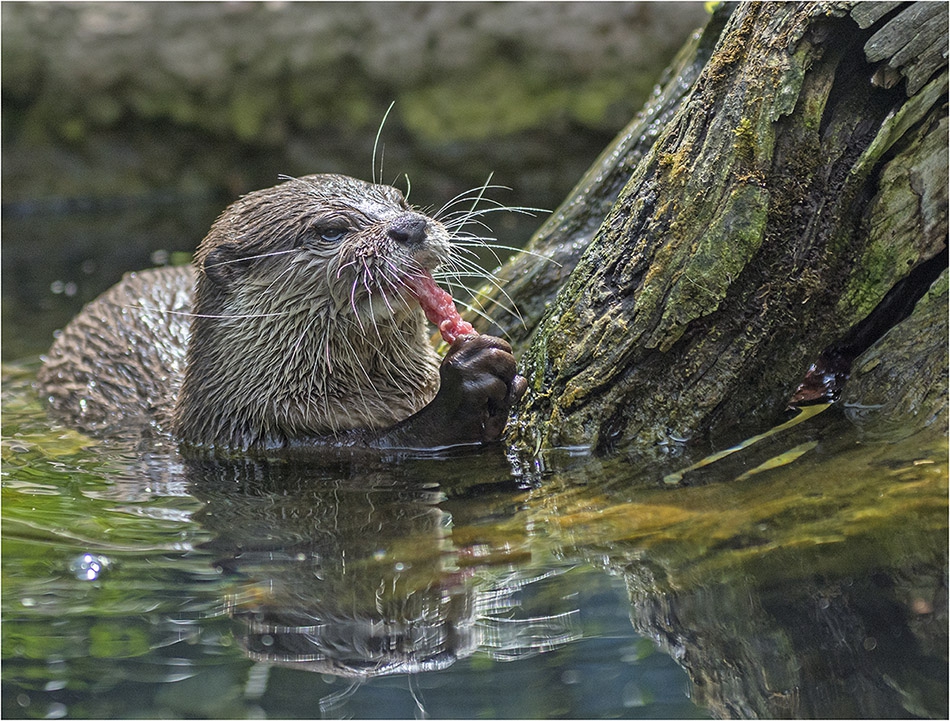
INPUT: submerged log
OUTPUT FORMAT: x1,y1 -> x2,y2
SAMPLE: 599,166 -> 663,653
496,1 -> 947,455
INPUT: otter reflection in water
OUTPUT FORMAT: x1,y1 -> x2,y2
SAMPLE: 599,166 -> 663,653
38,174 -> 527,453
191,455 -> 580,711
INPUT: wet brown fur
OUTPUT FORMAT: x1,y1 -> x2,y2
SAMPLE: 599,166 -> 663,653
39,174 -> 449,450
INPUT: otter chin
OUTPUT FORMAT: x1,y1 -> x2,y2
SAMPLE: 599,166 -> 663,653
37,174 -> 526,453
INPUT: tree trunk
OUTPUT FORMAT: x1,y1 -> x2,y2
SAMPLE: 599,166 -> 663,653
489,1 -> 947,455
470,7 -> 733,347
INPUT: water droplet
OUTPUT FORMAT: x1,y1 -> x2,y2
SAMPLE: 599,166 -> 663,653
68,553 -> 109,581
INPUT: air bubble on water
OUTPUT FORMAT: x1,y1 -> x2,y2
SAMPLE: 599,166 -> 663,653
69,553 -> 110,581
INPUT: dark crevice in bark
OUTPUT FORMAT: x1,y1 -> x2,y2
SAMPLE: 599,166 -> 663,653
791,246 -> 949,405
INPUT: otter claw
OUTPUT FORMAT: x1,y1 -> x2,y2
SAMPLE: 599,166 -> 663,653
374,334 -> 525,448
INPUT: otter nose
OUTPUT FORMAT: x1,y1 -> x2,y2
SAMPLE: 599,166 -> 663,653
388,214 -> 428,246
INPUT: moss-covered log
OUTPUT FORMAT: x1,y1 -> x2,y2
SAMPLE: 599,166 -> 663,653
470,8 -> 733,347
499,1 -> 947,455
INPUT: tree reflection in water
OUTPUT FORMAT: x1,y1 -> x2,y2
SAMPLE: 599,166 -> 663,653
523,406 -> 948,719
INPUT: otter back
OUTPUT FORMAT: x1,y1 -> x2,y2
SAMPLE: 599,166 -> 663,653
37,266 -> 194,436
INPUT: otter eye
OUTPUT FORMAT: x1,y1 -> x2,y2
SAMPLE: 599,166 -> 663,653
317,227 -> 348,243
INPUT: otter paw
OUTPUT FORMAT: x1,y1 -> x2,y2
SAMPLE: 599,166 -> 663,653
439,335 -> 526,442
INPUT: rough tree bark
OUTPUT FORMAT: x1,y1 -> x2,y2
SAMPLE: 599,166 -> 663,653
477,1 -> 947,456
469,8 -> 733,347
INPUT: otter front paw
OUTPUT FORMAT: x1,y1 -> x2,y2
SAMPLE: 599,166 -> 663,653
364,335 -> 526,450
438,335 -> 527,442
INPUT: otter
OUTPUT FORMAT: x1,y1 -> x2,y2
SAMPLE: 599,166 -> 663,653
37,174 -> 526,452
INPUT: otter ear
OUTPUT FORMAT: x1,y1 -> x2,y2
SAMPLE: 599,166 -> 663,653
202,242 -> 248,286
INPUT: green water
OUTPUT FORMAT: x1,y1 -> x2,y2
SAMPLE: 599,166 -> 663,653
2,352 -> 947,718
2,188 -> 947,721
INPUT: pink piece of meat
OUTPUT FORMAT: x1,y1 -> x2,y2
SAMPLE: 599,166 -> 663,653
405,272 -> 476,344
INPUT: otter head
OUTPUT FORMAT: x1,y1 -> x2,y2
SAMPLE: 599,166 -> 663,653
196,174 -> 451,322
175,174 -> 448,450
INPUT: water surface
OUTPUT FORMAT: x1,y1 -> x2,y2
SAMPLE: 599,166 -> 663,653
3,194 -> 947,719
3,356 -> 946,719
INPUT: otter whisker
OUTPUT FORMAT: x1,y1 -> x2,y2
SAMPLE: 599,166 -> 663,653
110,302 -> 293,322
375,272 -> 400,320
448,290 -> 521,332
430,259 -> 523,327
431,173 -> 499,220
444,217 -> 496,237
372,101 -> 396,186
443,240 -> 507,273
459,283 -> 525,327
359,263 -> 391,345
334,257 -> 360,280
334,328 -> 385,410
202,248 -> 297,271
435,259 -> 496,286
357,320 -> 420,394
359,263 -> 378,314
289,308 -> 320,364
348,277 -> 367,333
438,198 -> 540,220
445,283 -> 513,320
450,236 -> 563,267
438,245 -> 509,276
257,255 -> 308,302
439,206 -> 547,234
